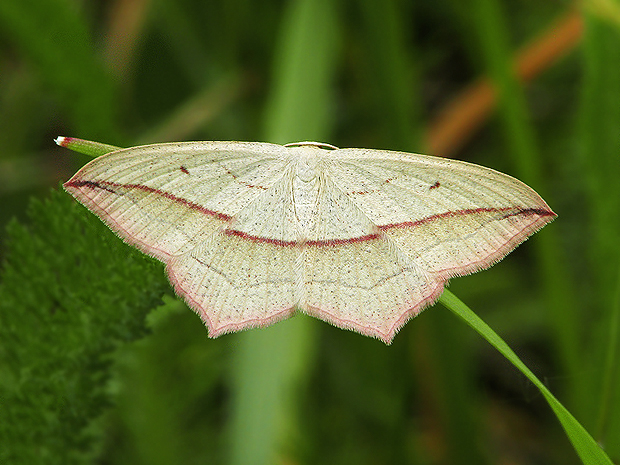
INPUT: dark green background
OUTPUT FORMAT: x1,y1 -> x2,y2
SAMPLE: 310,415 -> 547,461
1,0 -> 619,464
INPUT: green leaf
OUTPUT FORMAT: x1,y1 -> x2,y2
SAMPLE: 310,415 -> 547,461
0,190 -> 169,465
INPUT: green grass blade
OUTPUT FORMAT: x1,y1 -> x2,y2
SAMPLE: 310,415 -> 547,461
439,290 -> 613,465
55,136 -> 122,158
228,1 -> 339,464
229,318 -> 317,465
357,0 -> 418,150
596,261 -> 620,450
0,0 -> 119,140
578,14 -> 620,452
262,0 -> 339,144
469,0 -> 582,411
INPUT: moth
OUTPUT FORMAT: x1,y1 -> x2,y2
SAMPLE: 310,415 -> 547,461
58,137 -> 555,343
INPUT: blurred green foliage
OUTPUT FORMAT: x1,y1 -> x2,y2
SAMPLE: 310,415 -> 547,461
1,0 -> 619,464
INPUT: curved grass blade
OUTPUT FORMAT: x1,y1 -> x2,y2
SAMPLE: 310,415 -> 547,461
439,289 -> 612,465
55,136 -> 121,158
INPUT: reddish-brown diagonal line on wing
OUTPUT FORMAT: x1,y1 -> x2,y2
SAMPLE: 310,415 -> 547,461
222,229 -> 382,247
223,207 -> 555,247
66,179 -> 556,248
378,206 -> 556,231
64,179 -> 233,221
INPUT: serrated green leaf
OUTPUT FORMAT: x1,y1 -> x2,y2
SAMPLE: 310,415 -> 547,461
0,189 -> 170,465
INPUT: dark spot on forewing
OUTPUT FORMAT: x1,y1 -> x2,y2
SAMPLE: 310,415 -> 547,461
180,166 -> 190,174
240,181 -> 268,190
